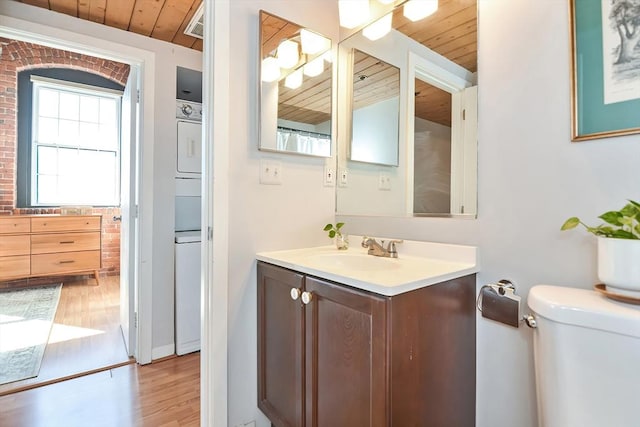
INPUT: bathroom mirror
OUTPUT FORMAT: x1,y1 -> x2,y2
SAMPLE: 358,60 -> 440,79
259,10 -> 333,157
349,50 -> 400,166
336,0 -> 478,217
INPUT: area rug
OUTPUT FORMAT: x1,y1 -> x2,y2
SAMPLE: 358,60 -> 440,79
0,284 -> 62,385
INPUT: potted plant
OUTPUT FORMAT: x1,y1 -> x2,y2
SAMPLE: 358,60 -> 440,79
324,222 -> 348,250
561,200 -> 640,296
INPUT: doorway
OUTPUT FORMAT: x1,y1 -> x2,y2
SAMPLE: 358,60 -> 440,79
0,36 -> 141,394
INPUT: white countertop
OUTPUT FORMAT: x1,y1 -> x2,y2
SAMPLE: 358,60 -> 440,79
256,237 -> 479,296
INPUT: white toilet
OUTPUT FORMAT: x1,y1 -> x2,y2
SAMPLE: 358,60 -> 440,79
528,285 -> 640,427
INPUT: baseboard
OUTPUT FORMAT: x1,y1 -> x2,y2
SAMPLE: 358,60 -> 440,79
151,343 -> 175,360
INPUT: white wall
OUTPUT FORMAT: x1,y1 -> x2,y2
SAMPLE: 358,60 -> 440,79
338,1 -> 640,426
226,1 -> 338,426
0,1 -> 202,361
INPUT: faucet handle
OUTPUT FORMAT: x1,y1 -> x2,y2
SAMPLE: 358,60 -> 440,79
387,239 -> 403,258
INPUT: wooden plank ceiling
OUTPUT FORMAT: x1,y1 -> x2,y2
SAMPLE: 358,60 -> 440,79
17,0 -> 204,51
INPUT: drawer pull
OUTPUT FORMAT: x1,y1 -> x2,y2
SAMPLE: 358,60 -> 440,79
60,241 -> 75,244
59,260 -> 75,264
301,291 -> 313,305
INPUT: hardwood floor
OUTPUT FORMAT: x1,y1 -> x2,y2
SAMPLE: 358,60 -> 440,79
0,275 -> 131,395
0,353 -> 201,427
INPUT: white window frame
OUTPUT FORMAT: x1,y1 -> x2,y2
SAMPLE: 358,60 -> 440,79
30,76 -> 123,207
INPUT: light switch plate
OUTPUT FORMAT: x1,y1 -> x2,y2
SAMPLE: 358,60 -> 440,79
324,165 -> 335,186
260,159 -> 282,185
338,168 -> 348,187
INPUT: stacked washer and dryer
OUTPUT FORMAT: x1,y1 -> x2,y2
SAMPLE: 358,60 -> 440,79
174,67 -> 202,356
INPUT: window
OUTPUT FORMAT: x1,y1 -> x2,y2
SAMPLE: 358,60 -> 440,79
30,76 -> 122,206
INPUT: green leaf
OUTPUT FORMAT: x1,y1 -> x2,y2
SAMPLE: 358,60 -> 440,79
336,222 -> 344,230
598,211 -> 623,226
628,199 -> 640,209
620,203 -> 639,217
328,230 -> 336,238
323,224 -> 333,231
561,217 -> 580,230
610,230 -> 638,239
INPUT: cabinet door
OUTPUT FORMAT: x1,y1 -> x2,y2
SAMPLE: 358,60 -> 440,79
304,277 -> 388,427
258,262 -> 305,427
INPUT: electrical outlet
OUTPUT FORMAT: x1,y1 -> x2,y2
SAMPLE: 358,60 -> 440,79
324,165 -> 335,186
260,159 -> 282,185
378,172 -> 391,190
338,168 -> 348,187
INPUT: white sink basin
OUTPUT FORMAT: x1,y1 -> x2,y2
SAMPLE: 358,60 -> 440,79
303,252 -> 402,272
256,237 -> 479,296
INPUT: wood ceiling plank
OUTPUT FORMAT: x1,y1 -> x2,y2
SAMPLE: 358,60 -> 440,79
171,0 -> 202,49
129,0 -> 166,37
21,0 -> 51,9
88,0 -> 107,23
151,0 -> 195,41
415,79 -> 452,127
78,0 -> 89,19
191,38 -> 203,51
105,0 -> 136,30
50,0 -> 78,17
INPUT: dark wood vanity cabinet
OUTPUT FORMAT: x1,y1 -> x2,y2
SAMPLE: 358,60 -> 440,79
257,261 -> 476,427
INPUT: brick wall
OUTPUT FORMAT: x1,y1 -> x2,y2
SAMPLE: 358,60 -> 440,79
0,38 -> 130,278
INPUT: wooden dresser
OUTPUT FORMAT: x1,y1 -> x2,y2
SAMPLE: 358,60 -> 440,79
0,215 -> 102,284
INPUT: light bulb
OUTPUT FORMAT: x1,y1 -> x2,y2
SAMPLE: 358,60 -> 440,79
277,39 -> 299,69
261,57 -> 280,82
403,0 -> 438,22
284,68 -> 303,89
303,56 -> 325,77
300,29 -> 330,55
362,13 -> 392,41
377,0 -> 395,4
338,0 -> 370,29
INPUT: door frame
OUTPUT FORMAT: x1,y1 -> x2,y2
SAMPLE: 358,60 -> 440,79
0,15 -> 155,364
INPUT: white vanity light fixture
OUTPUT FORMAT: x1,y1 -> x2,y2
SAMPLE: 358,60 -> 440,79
338,0 -> 370,29
377,0 -> 395,3
303,56 -> 325,77
300,29 -> 330,55
261,56 -> 281,82
362,12 -> 392,41
284,68 -> 304,89
277,39 -> 300,69
322,50 -> 333,63
403,0 -> 438,22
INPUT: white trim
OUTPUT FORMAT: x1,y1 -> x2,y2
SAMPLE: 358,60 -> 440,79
151,343 -> 176,360
0,11 -> 155,365
202,1 -> 229,426
31,75 -> 124,96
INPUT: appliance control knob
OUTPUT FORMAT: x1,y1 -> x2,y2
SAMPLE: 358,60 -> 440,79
181,104 -> 193,116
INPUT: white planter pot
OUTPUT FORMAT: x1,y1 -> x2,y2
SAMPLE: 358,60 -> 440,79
597,237 -> 640,295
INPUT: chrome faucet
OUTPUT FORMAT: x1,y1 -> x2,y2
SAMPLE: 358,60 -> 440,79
361,236 -> 403,258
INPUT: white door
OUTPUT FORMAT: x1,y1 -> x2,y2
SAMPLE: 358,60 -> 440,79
120,67 -> 139,357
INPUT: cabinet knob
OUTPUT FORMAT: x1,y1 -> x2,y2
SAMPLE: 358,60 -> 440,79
301,291 -> 313,305
290,288 -> 301,301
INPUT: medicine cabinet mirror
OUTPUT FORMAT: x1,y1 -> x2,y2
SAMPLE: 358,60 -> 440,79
336,0 -> 478,217
259,10 -> 333,158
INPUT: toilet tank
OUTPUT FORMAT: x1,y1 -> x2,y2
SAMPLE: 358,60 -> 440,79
528,285 -> 640,427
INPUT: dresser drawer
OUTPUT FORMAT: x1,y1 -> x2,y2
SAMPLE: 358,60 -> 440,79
31,216 -> 101,233
0,234 -> 30,257
0,255 -> 30,279
0,217 -> 30,234
31,250 -> 101,275
31,232 -> 101,255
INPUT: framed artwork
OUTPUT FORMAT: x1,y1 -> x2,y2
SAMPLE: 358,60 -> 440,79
570,0 -> 640,141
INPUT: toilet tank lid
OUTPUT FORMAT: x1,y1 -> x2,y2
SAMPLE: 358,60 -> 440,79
528,285 -> 640,338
